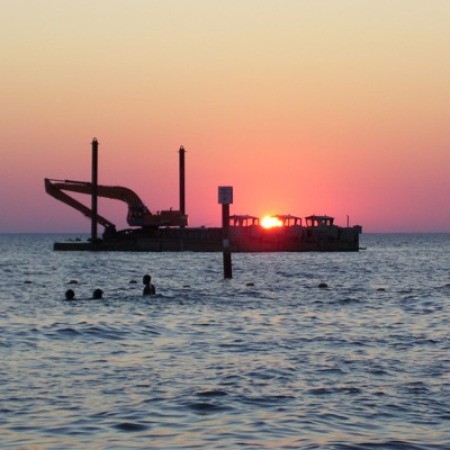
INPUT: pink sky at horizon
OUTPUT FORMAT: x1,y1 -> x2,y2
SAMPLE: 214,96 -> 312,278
1,1 -> 449,233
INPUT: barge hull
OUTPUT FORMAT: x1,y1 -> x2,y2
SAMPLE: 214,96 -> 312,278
53,225 -> 361,252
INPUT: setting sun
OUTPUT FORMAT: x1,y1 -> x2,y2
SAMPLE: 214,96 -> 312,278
261,216 -> 283,229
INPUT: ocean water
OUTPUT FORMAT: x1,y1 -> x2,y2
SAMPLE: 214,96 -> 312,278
0,233 -> 449,449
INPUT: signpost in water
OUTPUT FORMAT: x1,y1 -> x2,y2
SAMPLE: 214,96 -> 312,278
219,186 -> 233,279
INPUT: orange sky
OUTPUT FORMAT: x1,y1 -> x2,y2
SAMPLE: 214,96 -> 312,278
1,1 -> 449,233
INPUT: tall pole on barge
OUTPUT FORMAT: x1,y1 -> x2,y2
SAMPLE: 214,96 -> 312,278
179,145 -> 186,228
91,138 -> 99,243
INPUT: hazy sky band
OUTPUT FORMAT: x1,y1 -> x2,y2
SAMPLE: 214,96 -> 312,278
1,1 -> 449,232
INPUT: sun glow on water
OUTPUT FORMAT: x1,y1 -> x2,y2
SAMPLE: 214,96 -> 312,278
261,216 -> 283,229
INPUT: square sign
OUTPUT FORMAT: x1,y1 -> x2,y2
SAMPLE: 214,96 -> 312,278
218,186 -> 233,204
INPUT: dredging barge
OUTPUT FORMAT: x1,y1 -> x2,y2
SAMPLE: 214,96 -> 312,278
46,140 -> 362,252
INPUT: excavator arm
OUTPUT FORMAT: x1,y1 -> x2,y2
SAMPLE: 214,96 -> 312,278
44,178 -> 188,229
45,178 -> 117,231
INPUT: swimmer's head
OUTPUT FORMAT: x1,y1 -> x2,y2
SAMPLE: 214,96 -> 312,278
92,288 -> 103,299
143,274 -> 151,285
65,289 -> 75,300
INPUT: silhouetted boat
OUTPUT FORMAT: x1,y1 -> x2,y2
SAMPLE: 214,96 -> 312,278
53,213 -> 362,252
46,142 -> 362,252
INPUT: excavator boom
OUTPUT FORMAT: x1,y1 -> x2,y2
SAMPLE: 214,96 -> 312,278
44,178 -> 188,230
45,178 -> 116,231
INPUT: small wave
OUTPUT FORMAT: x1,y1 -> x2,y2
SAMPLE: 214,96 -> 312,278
368,369 -> 389,376
83,325 -> 127,340
338,297 -> 362,305
332,439 -> 429,450
196,389 -> 228,397
307,386 -> 362,395
113,422 -> 150,432
241,394 -> 295,406
42,323 -> 129,341
398,381 -> 430,395
186,402 -> 230,414
54,327 -> 81,337
317,367 -> 346,375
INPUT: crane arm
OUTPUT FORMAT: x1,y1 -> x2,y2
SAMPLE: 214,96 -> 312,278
51,179 -> 148,207
44,178 -> 116,230
44,178 -> 188,228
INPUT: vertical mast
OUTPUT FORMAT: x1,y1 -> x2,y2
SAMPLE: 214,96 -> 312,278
179,145 -> 186,228
91,138 -> 99,242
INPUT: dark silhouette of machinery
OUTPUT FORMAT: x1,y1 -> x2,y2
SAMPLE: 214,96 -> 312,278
44,178 -> 187,235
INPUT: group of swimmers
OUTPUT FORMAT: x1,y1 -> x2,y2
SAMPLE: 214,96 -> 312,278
64,274 -> 156,300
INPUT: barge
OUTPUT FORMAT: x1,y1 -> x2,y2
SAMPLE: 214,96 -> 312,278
47,140 -> 362,252
52,213 -> 361,253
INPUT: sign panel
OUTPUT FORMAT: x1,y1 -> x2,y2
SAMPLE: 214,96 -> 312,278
218,186 -> 233,204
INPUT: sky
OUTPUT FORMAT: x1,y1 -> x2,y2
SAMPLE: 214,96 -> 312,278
1,0 -> 449,233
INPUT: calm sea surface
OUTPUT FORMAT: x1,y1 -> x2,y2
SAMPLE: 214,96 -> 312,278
0,233 -> 449,449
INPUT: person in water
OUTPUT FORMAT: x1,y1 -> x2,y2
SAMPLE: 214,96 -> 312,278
92,288 -> 103,299
65,289 -> 75,300
143,274 -> 155,295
